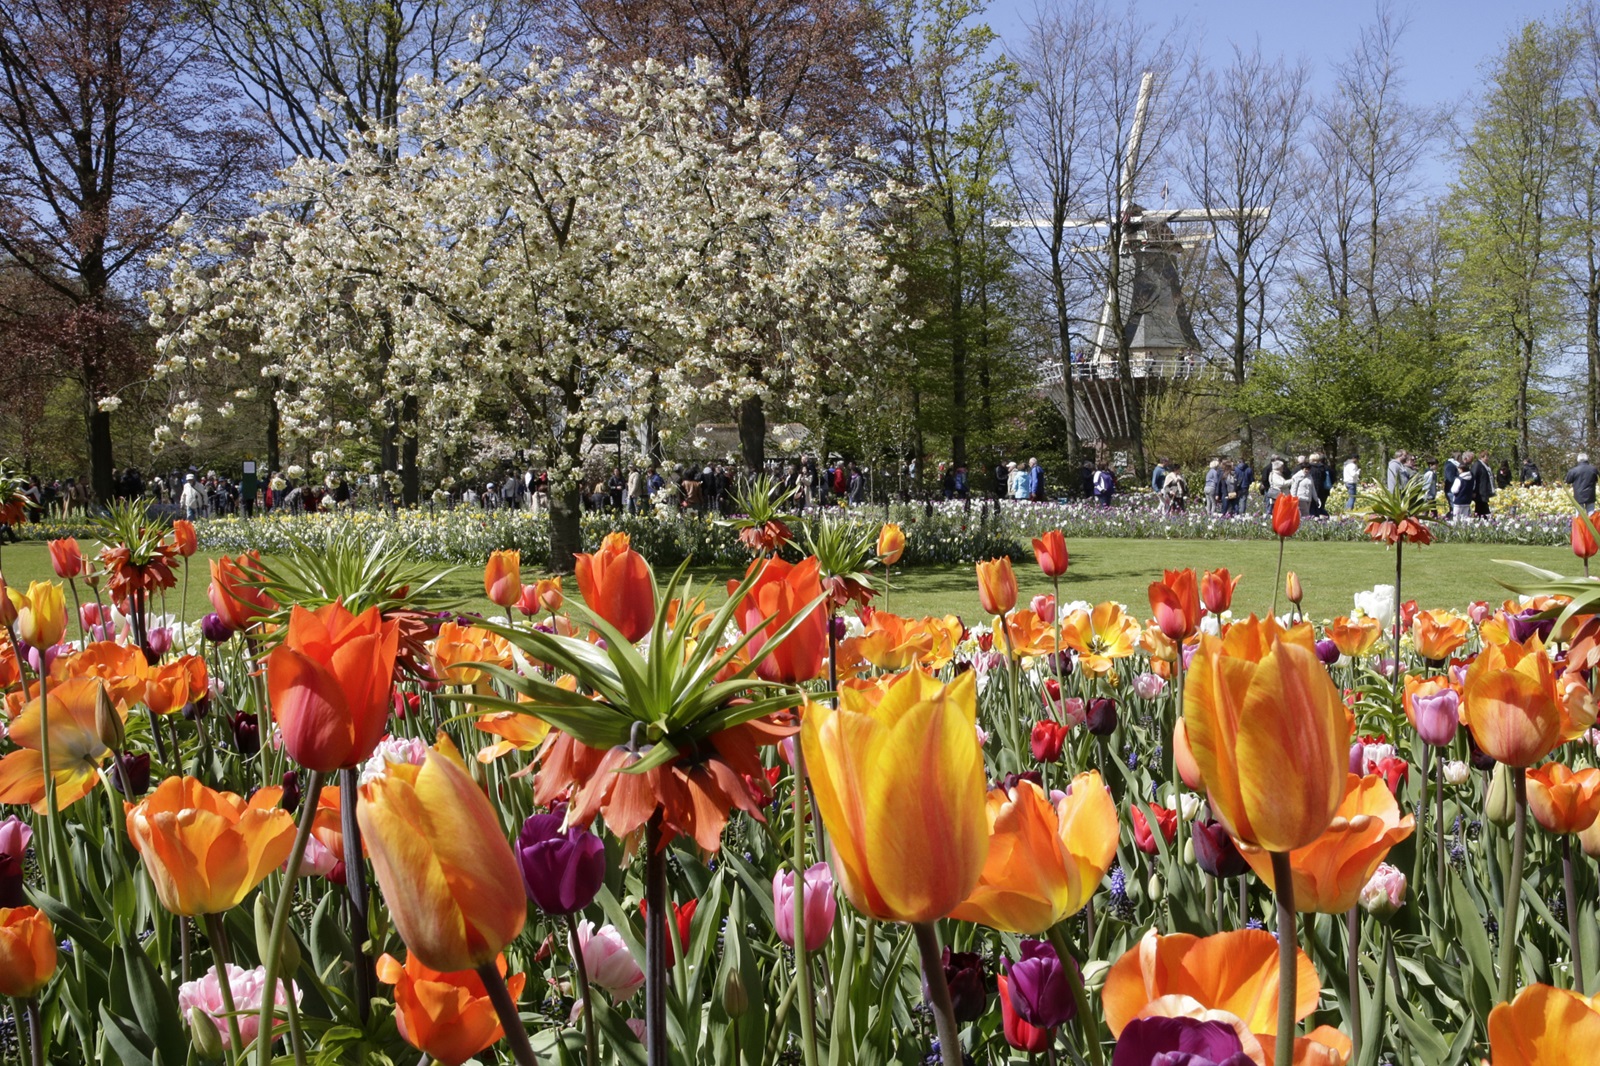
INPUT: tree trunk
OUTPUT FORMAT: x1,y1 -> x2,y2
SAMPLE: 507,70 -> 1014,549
88,406 -> 115,504
401,394 -> 419,506
266,385 -> 281,470
1052,264 -> 1078,476
738,393 -> 765,472
548,482 -> 583,574
1588,282 -> 1599,453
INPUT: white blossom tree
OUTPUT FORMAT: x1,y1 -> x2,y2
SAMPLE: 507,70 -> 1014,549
149,55 -> 908,566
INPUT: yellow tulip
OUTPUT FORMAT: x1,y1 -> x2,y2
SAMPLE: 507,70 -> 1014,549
949,774 -> 1117,933
802,669 -> 987,923
10,581 -> 65,650
1488,984 -> 1600,1064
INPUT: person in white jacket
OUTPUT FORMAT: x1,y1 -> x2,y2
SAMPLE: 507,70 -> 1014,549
1342,457 -> 1360,510
180,474 -> 206,520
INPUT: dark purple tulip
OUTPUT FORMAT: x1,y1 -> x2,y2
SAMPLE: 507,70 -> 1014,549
200,612 -> 235,643
1191,820 -> 1250,879
110,753 -> 151,796
1044,650 -> 1074,676
182,697 -> 210,722
829,616 -> 848,641
1314,639 -> 1340,665
1110,1016 -> 1252,1066
1086,697 -> 1119,736
228,711 -> 261,756
1467,731 -> 1497,771
279,771 -> 302,813
517,810 -> 607,915
1505,609 -> 1553,645
0,817 -> 31,908
940,948 -> 987,1023
998,770 -> 1044,792
1005,940 -> 1076,1029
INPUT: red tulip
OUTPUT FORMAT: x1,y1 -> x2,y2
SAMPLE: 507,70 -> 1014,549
1032,531 -> 1069,579
731,556 -> 827,684
1200,569 -> 1239,616
171,520 -> 198,558
998,972 -> 1052,1052
47,538 -> 84,580
573,533 -> 655,642
1271,494 -> 1301,538
639,897 -> 697,967
1131,803 -> 1178,854
1030,720 -> 1067,763
1574,513 -> 1600,561
1149,569 -> 1202,641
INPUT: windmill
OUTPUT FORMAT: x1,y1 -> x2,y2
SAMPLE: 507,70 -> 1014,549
1003,71 -> 1269,453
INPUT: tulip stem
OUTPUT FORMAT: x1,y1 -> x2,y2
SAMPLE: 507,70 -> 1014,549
791,741 -> 819,1066
34,668 -> 72,907
644,817 -> 669,1066
1345,907 -> 1362,1065
1045,922 -> 1103,1066
912,923 -> 962,1066
1271,535 -> 1284,619
1391,543 -> 1403,688
1496,766 -> 1527,1004
475,961 -> 538,1066
565,913 -> 599,1066
340,767 -> 374,1020
204,913 -> 245,1066
256,770 -> 323,1066
1270,850 -> 1297,1066
1566,835 -> 1585,994
1434,752 -> 1447,906
24,998 -> 41,1066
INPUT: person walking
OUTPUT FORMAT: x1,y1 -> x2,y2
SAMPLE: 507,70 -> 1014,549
1308,453 -> 1331,517
1521,458 -> 1542,487
1289,461 -> 1316,516
1219,461 -> 1241,516
180,473 -> 205,520
1420,459 -> 1439,513
1092,460 -> 1115,507
1567,452 -> 1599,508
1495,460 -> 1512,491
1235,457 -> 1253,513
1342,455 -> 1361,510
1008,462 -> 1028,501
1385,450 -> 1407,492
1161,462 -> 1187,514
1027,457 -> 1046,502
1150,458 -> 1168,494
1449,453 -> 1477,521
1471,452 -> 1494,518
1203,460 -> 1220,515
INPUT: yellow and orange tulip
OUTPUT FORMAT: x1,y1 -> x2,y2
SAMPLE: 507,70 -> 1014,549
1488,983 -> 1600,1064
574,532 -> 656,642
1240,774 -> 1415,913
1526,763 -> 1600,836
1325,616 -> 1383,659
949,774 -> 1117,933
126,776 -> 297,916
483,550 -> 522,609
976,557 -> 1018,616
534,577 -> 563,614
1183,621 -> 1346,852
268,602 -> 400,773
877,523 -> 906,566
0,678 -> 124,812
142,655 -> 208,716
1462,636 -> 1590,768
432,622 -> 512,690
9,580 -> 65,650
357,738 -> 526,972
377,951 -> 527,1066
998,609 -> 1059,659
0,907 -> 57,998
846,612 -> 934,672
1411,610 -> 1469,662
1059,602 -> 1141,676
802,669 -> 987,924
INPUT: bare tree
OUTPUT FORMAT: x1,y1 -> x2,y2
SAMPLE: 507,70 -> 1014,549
0,0 -> 260,501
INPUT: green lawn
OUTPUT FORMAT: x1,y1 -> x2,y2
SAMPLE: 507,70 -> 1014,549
0,536 -> 1579,623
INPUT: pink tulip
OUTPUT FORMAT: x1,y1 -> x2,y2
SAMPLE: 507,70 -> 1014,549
1030,594 -> 1056,625
773,862 -> 837,953
178,964 -> 299,1050
1410,689 -> 1460,748
1132,672 -> 1166,701
79,603 -> 102,630
576,921 -> 645,1000
147,626 -> 174,659
1358,863 -> 1407,919
0,817 -> 31,857
1059,696 -> 1087,728
1468,600 -> 1491,625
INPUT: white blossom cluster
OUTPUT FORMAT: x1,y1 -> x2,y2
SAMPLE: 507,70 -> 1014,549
147,56 -> 910,486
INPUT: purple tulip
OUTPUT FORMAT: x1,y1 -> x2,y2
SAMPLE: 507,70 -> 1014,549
279,771 -> 302,814
1467,731 -> 1497,771
0,817 -> 32,907
146,626 -> 174,660
829,616 -> 848,641
1314,638 -> 1340,665
1181,642 -> 1199,671
1005,940 -> 1076,1029
517,810 -> 607,915
1349,741 -> 1367,776
940,948 -> 987,1023
1411,688 -> 1460,748
1110,1016 -> 1253,1066
109,753 -> 151,797
1505,608 -> 1553,644
998,770 -> 1044,793
200,612 -> 235,643
1191,819 -> 1249,879
228,711 -> 261,756
1086,697 -> 1119,736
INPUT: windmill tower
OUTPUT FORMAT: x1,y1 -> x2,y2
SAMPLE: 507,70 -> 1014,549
1005,72 -> 1269,453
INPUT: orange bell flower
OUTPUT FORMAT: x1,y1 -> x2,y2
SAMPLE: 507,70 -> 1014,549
377,952 -> 527,1066
357,738 -> 526,972
1183,621 -> 1347,852
483,550 -> 521,609
1059,602 -> 1141,676
143,655 -> 209,716
126,776 -> 297,916
1102,929 -> 1321,1039
1199,568 -> 1240,616
1240,773 -> 1415,913
0,907 -> 57,998
1526,763 -> 1600,835
802,669 -> 988,923
949,774 -> 1117,933
268,602 -> 401,773
730,556 -> 827,684
208,553 -> 275,632
976,557 -> 1018,616
0,678 -> 124,812
171,519 -> 199,558
877,523 -> 906,566
1462,636 -> 1591,768
574,532 -> 656,642
9,581 -> 65,650
1031,530 -> 1068,578
1489,984 -> 1600,1064
1411,610 -> 1468,662
1149,569 -> 1202,641
1325,616 -> 1383,659
47,538 -> 84,579
1271,493 -> 1301,538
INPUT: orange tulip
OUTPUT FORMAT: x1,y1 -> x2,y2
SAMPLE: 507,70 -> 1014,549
431,622 -> 512,689
1172,717 -> 1204,791
1058,602 -> 1141,676
126,776 -> 297,916
358,737 -> 526,972
1488,983 -> 1600,1064
999,609 -> 1059,659
171,519 -> 199,558
1272,493 -> 1301,538
1183,621 -> 1346,852
474,708 -> 552,762
0,907 -> 57,998
208,553 -> 275,632
1102,929 -> 1320,1038
535,577 -> 563,614
1325,616 -> 1382,659
143,655 -> 208,716
0,677 -> 124,812
268,602 -> 400,773
1240,774 -> 1415,913
377,952 -> 527,1066
976,557 -> 1018,616
48,538 -> 84,579
730,556 -> 827,684
802,669 -> 988,923
1285,570 -> 1303,606
483,550 -> 521,608
1411,610 -> 1468,662
9,581 -> 65,650
1574,514 -> 1600,561
1149,569 -> 1202,641
1462,636 -> 1591,768
1032,530 -> 1068,578
1200,568 -> 1240,615
846,612 -> 935,672
0,574 -> 14,627
949,774 -> 1117,933
574,532 -> 656,642
877,523 -> 906,566
1526,763 -> 1600,835
1297,1026 -> 1354,1066
56,640 -> 148,707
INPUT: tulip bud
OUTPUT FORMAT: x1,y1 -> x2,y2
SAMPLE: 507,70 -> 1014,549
722,967 -> 749,1018
1486,763 -> 1517,826
188,1006 -> 225,1060
1147,874 -> 1164,901
109,753 -> 151,796
1191,819 -> 1250,879
1182,839 -> 1195,865
95,682 -> 125,753
1285,570 -> 1303,606
1358,863 -> 1407,920
253,896 -> 298,977
1443,760 -> 1471,786
940,948 -> 988,1023
517,811 -> 607,916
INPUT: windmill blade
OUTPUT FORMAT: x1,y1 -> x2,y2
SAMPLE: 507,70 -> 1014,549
995,216 -> 1112,230
1131,207 -> 1272,225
